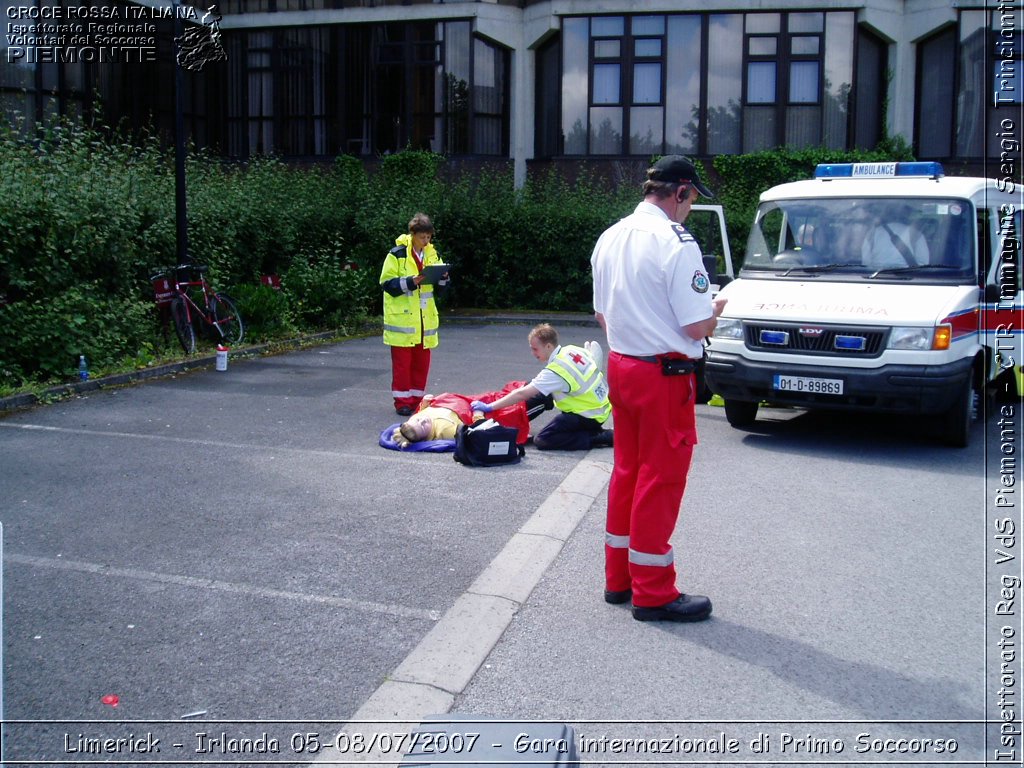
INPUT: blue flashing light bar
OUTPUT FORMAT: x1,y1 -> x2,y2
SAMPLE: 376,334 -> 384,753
814,161 -> 945,180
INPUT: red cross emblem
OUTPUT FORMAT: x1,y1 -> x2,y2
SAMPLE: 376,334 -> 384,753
569,352 -> 585,366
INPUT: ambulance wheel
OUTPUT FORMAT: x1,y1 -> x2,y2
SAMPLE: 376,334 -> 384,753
940,377 -> 974,448
724,399 -> 759,427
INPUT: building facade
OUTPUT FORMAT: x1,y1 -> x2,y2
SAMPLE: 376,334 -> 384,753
2,0 -> 1021,183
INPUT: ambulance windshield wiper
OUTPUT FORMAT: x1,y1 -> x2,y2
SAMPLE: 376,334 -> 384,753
781,262 -> 861,277
867,264 -> 957,279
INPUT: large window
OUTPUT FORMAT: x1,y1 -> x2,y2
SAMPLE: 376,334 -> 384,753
535,32 -> 561,158
561,14 -> 671,155
854,26 -> 887,150
962,8 -> 1019,160
1,7 -> 508,160
222,21 -> 509,158
1,0 -> 210,146
554,11 -> 853,157
334,21 -> 508,158
916,26 -> 956,158
918,10 -> 1022,161
742,12 -> 853,151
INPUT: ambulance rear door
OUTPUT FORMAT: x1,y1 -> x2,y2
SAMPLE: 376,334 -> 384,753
982,199 -> 1023,397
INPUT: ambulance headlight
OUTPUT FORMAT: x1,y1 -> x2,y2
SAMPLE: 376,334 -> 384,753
714,318 -> 744,340
888,327 -> 933,350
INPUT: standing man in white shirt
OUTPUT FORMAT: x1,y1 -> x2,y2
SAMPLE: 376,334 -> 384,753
590,156 -> 727,623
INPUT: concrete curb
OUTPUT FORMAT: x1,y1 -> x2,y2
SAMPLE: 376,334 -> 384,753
315,456 -> 613,766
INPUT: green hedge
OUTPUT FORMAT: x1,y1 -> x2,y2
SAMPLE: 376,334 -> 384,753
0,118 -> 915,392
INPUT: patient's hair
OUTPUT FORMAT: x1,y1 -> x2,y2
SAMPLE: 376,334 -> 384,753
529,323 -> 558,346
399,422 -> 422,442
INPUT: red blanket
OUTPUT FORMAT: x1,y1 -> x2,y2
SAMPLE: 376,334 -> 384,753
421,380 -> 530,445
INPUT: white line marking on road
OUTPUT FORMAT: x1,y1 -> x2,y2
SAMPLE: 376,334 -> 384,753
0,423 -> 567,475
313,455 -> 613,766
0,422 -> 351,455
5,553 -> 440,622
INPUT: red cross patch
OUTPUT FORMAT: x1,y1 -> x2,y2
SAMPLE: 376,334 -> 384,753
569,352 -> 586,366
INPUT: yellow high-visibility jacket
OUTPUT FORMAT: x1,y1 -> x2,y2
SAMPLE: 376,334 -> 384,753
379,234 -> 446,348
546,345 -> 612,423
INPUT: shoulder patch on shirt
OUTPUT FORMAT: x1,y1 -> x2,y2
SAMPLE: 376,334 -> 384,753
670,223 -> 694,243
691,270 -> 710,294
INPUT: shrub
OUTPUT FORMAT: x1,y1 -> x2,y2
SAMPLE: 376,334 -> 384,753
0,114 -> 920,392
0,283 -> 155,383
281,244 -> 373,331
229,283 -> 295,342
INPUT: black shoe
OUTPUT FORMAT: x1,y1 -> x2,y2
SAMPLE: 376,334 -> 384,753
590,430 -> 614,449
604,588 -> 632,605
632,594 -> 712,622
396,406 -> 413,417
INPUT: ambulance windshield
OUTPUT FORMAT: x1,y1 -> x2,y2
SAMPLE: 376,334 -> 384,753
743,197 -> 975,282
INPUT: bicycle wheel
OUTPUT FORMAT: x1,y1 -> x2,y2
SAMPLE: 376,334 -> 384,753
170,297 -> 197,355
209,293 -> 244,346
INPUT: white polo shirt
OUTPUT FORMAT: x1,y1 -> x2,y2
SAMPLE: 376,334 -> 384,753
529,345 -> 571,396
591,201 -> 713,359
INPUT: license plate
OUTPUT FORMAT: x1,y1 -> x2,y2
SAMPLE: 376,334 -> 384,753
772,374 -> 844,395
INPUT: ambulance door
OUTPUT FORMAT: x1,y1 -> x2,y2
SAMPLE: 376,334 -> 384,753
982,203 -> 1023,396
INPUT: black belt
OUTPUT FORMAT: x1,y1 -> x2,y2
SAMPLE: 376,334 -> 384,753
617,352 -> 698,376
619,353 -> 694,364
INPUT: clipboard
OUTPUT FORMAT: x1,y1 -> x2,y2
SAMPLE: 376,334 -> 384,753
420,264 -> 451,284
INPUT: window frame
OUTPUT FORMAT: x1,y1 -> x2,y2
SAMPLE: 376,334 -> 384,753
573,13 -> 672,155
741,11 -> 825,149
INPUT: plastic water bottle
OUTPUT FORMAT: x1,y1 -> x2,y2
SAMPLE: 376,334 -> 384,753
215,345 -> 229,372
78,355 -> 89,381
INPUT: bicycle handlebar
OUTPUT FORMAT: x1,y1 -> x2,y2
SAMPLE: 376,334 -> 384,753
150,264 -> 209,281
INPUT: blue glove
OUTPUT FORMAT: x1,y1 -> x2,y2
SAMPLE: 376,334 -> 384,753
471,400 -> 493,412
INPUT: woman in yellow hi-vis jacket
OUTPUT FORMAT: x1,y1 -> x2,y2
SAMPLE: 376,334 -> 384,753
379,213 -> 449,416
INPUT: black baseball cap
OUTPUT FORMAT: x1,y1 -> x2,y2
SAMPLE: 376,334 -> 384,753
648,155 -> 715,198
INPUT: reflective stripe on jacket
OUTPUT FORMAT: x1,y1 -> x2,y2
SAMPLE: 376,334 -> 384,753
545,345 -> 612,423
379,234 -> 441,348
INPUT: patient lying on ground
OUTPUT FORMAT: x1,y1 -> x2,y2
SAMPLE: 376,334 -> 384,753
393,382 -> 543,448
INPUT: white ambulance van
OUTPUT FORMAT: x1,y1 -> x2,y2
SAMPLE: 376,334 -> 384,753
705,161 -> 1022,447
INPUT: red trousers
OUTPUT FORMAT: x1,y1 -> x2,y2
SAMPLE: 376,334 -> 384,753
604,351 -> 698,608
390,344 -> 431,410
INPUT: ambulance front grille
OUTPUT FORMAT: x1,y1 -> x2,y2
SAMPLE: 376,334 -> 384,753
744,323 -> 887,357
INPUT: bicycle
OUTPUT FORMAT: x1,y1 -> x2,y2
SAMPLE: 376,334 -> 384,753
151,264 -> 244,355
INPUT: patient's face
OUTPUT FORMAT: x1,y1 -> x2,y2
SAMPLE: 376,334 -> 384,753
405,414 -> 433,441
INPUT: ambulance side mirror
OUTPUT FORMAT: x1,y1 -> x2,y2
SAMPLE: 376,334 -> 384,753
984,283 -> 1002,303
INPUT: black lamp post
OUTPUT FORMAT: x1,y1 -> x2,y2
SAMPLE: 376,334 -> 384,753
172,0 -> 188,266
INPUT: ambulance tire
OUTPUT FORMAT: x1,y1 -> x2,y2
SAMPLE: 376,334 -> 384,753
940,377 -> 974,448
724,399 -> 759,427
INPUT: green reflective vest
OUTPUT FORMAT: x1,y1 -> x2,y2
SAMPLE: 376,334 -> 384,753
380,235 -> 441,349
545,345 -> 612,423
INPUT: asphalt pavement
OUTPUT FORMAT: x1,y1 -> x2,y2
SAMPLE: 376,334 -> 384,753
0,318 -> 608,764
0,318 -> 1008,768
